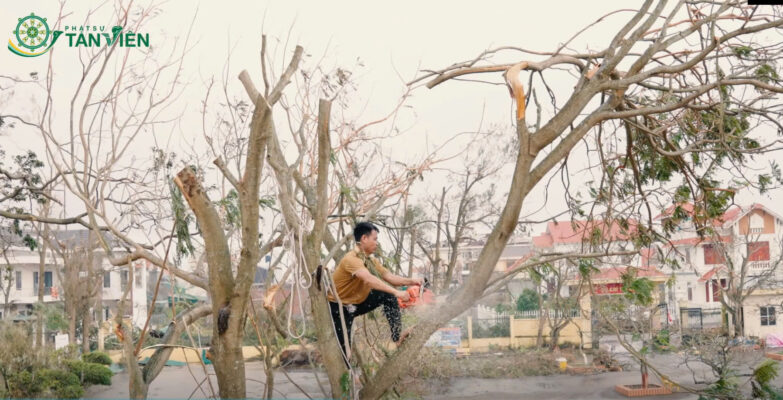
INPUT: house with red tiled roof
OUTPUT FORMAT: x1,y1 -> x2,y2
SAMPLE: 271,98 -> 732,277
531,219 -> 640,273
651,203 -> 783,336
530,218 -> 667,325
532,219 -> 639,249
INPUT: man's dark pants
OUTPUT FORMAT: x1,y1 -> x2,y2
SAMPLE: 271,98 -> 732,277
329,290 -> 402,361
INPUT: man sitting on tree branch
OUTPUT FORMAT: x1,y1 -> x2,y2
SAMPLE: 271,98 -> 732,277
328,222 -> 422,358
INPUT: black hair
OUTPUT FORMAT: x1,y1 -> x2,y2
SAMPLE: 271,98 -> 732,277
353,222 -> 379,242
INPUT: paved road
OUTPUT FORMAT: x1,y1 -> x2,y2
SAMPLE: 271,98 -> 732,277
426,373 -> 698,400
86,338 -> 783,400
87,363 -> 698,400
85,360 -> 704,400
87,362 -> 332,399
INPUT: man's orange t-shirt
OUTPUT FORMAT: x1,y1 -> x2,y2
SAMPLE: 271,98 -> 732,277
327,247 -> 389,304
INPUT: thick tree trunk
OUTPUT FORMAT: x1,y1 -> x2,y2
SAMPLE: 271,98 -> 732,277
308,276 -> 347,399
36,202 -> 50,348
117,318 -> 148,399
212,330 -> 246,399
83,308 -> 92,353
733,306 -> 743,337
97,256 -> 104,351
174,165 -> 245,397
536,293 -> 546,348
68,308 -> 76,345
36,232 -> 47,347
549,325 -> 562,351
2,273 -> 11,320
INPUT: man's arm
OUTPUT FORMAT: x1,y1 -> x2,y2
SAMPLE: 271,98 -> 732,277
381,271 -> 422,287
355,269 -> 408,300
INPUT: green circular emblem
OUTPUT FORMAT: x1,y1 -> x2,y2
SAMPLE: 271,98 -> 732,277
13,13 -> 50,51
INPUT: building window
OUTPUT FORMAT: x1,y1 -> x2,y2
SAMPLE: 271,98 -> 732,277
15,271 -> 21,290
135,269 -> 142,288
104,271 -> 111,288
121,270 -> 129,290
748,241 -> 770,261
33,272 -> 52,292
687,283 -> 693,301
706,279 -> 726,302
703,244 -> 726,265
761,306 -> 777,326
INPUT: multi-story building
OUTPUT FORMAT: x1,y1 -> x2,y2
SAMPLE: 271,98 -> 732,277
0,228 -> 148,328
653,203 -> 783,336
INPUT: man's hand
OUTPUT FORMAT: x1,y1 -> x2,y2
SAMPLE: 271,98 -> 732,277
395,289 -> 411,302
409,277 -> 424,287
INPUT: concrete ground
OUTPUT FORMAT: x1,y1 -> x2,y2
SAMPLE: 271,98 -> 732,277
86,362 -> 332,399
86,337 -> 783,399
85,363 -> 699,400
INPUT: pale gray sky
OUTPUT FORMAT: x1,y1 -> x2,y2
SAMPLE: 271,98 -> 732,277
1,0 -> 781,241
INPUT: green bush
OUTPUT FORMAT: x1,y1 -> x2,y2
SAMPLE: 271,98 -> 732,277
83,362 -> 113,385
39,368 -> 80,388
655,329 -> 670,346
83,351 -> 112,365
56,384 -> 86,399
6,370 -> 44,397
516,289 -> 540,312
65,360 -> 113,385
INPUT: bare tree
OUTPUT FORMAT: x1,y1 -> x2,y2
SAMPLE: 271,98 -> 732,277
714,233 -> 783,337
0,230 -> 16,319
416,134 -> 506,293
44,232 -> 101,347
2,2 -> 783,399
358,3 -> 783,399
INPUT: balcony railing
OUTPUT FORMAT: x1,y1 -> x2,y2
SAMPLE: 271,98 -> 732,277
750,261 -> 771,270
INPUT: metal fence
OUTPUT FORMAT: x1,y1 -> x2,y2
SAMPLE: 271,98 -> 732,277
513,309 -> 580,319
681,307 -> 724,330
472,316 -> 510,338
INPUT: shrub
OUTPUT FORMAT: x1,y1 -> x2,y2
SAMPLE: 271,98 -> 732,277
655,329 -> 670,346
83,351 -> 112,365
66,360 -> 113,385
6,370 -> 44,397
39,368 -> 80,388
516,289 -> 540,312
83,362 -> 113,385
56,384 -> 86,399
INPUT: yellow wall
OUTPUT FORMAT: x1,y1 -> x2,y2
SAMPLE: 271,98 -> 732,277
463,315 -> 592,352
744,293 -> 782,338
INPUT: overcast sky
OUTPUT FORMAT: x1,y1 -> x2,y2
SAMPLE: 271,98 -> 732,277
2,0 -> 781,242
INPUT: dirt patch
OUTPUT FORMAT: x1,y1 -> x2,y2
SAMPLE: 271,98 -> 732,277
400,348 -> 609,397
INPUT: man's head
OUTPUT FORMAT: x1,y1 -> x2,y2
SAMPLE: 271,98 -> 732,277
353,222 -> 380,255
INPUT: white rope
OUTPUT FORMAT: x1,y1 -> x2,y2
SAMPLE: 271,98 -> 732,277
286,229 -> 308,339
321,265 -> 360,398
273,184 -> 358,396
